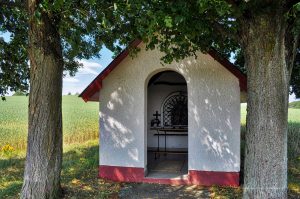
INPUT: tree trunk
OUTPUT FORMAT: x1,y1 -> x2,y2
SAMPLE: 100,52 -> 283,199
241,6 -> 290,199
21,1 -> 63,199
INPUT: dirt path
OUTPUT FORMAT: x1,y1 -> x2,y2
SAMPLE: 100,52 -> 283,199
119,183 -> 211,199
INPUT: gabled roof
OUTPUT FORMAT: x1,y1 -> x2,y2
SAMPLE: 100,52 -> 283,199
79,40 -> 247,102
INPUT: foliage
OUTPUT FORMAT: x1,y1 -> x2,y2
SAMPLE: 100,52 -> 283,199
290,51 -> 300,97
0,0 -> 135,97
118,0 -> 300,95
0,1 -> 28,97
120,0 -> 237,63
12,90 -> 26,96
1,144 -> 15,158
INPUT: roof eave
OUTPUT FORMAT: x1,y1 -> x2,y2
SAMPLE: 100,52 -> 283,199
79,39 -> 142,102
80,39 -> 247,102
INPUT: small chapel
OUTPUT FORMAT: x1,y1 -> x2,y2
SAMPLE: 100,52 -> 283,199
80,40 -> 247,186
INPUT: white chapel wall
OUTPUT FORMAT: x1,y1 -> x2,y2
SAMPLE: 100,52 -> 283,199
99,43 -> 240,172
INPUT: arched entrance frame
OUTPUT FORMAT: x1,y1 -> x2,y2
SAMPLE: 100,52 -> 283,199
144,68 -> 189,176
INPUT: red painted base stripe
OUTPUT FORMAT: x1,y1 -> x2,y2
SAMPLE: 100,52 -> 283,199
99,165 -> 239,186
189,170 -> 239,186
99,165 -> 144,182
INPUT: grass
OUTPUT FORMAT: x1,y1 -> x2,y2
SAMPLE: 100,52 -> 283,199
0,96 -> 99,150
209,186 -> 242,198
288,157 -> 300,198
0,140 -> 121,199
290,100 -> 300,109
241,103 -> 300,124
0,97 -> 299,198
1,139 -> 297,198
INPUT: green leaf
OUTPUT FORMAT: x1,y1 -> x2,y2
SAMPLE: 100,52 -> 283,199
53,0 -> 64,11
164,16 -> 173,28
34,10 -> 41,20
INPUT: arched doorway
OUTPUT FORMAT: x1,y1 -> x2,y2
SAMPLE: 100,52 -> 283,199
146,70 -> 188,178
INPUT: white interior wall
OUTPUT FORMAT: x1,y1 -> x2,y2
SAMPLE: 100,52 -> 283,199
147,74 -> 188,149
99,43 -> 240,172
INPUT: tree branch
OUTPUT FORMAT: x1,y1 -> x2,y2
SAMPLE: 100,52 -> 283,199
285,0 -> 300,78
285,28 -> 299,79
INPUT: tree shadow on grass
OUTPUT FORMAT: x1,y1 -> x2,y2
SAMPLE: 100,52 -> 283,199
61,144 -> 120,199
288,159 -> 300,199
0,142 -> 121,199
1,127 -> 299,199
0,157 -> 24,198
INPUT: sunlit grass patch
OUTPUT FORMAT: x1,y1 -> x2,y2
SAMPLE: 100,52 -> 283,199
288,158 -> 300,198
0,137 -> 299,198
0,139 -> 121,199
61,140 -> 121,199
289,183 -> 300,196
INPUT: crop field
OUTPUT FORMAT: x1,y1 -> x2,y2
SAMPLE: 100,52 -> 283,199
241,103 -> 300,124
0,96 -> 99,150
0,96 -> 299,151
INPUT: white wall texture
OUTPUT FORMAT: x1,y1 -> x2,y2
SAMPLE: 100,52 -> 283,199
99,43 -> 241,172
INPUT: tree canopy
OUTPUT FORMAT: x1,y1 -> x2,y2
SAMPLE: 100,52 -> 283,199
0,0 -> 135,97
120,0 -> 300,96
1,1 -> 299,97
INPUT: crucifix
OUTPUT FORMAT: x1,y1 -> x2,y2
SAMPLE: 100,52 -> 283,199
151,111 -> 161,127
153,111 -> 161,119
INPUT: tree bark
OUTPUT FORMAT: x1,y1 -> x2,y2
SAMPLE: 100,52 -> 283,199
21,1 -> 63,198
241,5 -> 291,199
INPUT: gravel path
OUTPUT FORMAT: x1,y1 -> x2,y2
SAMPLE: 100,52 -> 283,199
119,183 -> 211,199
